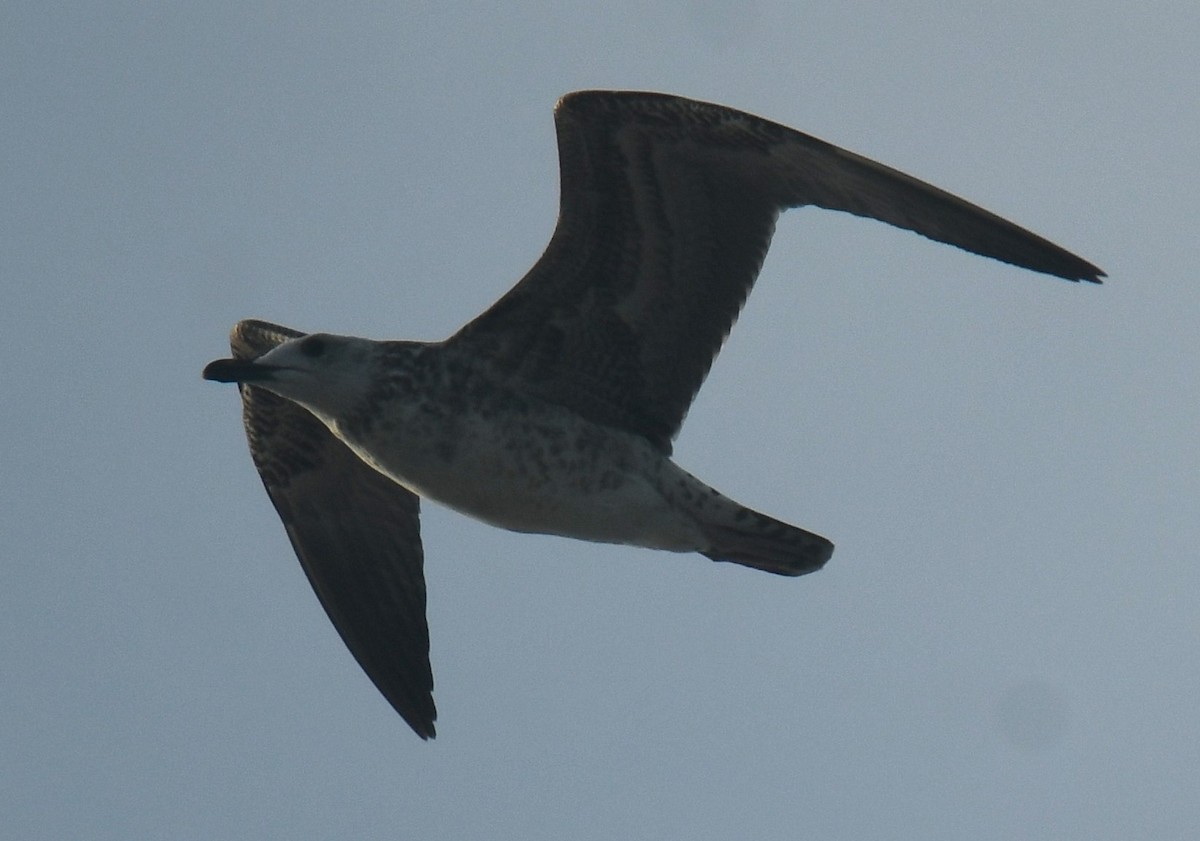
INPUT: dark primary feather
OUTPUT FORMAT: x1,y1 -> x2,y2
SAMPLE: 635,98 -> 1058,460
452,91 -> 1103,453
230,320 -> 437,739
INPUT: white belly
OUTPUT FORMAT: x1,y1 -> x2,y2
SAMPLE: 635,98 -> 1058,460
336,410 -> 706,552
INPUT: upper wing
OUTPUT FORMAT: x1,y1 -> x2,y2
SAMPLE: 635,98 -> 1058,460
451,91 -> 1103,452
230,319 -> 436,738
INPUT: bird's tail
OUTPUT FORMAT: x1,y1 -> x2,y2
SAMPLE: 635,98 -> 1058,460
697,500 -> 833,577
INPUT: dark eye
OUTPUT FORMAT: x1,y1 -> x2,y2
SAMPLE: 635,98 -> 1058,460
299,336 -> 326,358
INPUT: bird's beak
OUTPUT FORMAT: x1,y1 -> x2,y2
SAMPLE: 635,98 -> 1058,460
202,357 -> 279,383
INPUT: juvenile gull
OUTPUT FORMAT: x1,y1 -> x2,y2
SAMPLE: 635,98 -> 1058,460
203,91 -> 1103,739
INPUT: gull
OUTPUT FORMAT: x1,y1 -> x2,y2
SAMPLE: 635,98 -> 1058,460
203,91 -> 1103,739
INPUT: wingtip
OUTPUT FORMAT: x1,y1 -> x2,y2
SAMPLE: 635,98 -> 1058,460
407,708 -> 437,740
1036,254 -> 1105,284
1070,261 -> 1106,284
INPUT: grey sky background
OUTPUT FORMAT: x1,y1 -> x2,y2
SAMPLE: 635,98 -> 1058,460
3,3 -> 1196,839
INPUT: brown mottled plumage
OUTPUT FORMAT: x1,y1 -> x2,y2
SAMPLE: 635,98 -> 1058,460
204,91 -> 1102,739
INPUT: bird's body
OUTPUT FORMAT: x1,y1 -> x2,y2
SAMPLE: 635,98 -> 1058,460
204,91 -> 1103,739
225,331 -> 832,570
348,380 -> 704,552
325,339 -> 693,546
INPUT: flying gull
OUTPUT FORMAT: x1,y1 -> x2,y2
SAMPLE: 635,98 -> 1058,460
203,90 -> 1103,739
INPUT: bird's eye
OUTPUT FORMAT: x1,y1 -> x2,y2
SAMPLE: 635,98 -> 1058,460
300,336 -> 326,358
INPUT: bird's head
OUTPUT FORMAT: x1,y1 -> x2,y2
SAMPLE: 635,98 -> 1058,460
203,333 -> 379,424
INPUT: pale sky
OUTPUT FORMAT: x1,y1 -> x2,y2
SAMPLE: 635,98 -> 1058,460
4,3 -> 1197,839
